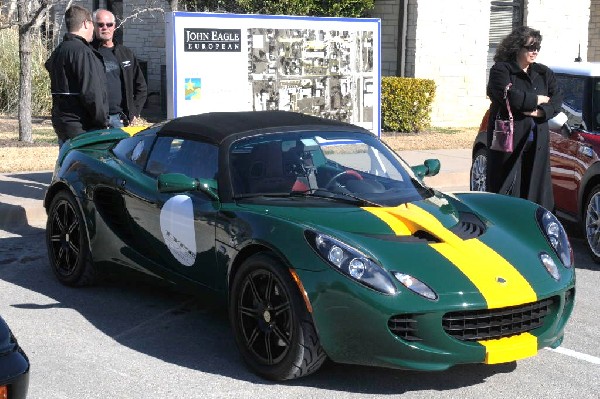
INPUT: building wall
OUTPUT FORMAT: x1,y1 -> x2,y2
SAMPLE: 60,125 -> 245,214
371,0 -> 593,127
525,0 -> 590,65
372,0 -> 490,127
589,0 -> 600,61
372,0 -> 401,75
412,0 -> 491,127
122,5 -> 170,99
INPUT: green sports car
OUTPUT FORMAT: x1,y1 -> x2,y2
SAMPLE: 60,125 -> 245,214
44,111 -> 575,380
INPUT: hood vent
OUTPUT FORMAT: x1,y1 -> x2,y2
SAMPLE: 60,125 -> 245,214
449,212 -> 486,240
363,231 -> 441,243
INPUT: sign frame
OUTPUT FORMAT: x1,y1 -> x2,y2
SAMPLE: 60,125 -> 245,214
165,11 -> 381,134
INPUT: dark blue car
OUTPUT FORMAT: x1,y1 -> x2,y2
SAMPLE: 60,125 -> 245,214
0,315 -> 29,398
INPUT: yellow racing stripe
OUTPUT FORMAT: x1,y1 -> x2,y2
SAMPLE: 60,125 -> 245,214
363,203 -> 537,309
121,126 -> 147,136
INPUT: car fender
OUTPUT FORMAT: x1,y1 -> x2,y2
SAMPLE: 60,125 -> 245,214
577,159 -> 600,222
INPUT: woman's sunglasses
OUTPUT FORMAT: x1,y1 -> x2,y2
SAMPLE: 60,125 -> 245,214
523,44 -> 541,52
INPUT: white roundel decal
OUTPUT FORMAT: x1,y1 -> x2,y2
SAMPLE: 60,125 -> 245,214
160,195 -> 197,266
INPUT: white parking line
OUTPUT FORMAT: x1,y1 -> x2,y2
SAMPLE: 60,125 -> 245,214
546,347 -> 600,365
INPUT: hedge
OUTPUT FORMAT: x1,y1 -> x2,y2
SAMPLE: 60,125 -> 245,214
381,76 -> 436,133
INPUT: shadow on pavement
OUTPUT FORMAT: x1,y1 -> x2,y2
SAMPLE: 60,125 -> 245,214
0,171 -> 51,200
0,225 -> 516,393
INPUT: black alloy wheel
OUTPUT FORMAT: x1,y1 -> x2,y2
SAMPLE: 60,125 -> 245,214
230,253 -> 325,380
46,190 -> 97,286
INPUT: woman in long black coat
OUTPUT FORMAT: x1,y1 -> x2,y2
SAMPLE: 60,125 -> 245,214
486,26 -> 563,211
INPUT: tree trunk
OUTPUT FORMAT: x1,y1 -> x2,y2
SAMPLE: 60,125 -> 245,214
18,3 -> 33,143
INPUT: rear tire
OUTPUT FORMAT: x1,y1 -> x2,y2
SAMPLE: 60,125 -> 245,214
229,253 -> 326,380
584,185 -> 600,263
470,147 -> 487,191
46,190 -> 98,286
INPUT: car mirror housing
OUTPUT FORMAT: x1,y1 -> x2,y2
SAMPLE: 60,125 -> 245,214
548,112 -> 572,137
411,158 -> 440,180
157,173 -> 200,193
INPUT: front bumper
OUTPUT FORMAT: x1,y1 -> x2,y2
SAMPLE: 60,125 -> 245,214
308,274 -> 575,371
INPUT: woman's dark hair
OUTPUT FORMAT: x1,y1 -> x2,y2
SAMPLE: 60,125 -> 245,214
494,26 -> 542,62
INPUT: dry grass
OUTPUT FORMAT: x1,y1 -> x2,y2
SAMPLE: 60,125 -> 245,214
0,118 -> 58,173
0,116 -> 479,173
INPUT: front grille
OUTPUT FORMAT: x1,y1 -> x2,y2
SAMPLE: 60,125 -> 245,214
442,297 -> 555,341
388,314 -> 421,341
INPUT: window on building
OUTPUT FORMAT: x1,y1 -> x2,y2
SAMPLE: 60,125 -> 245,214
487,1 -> 523,82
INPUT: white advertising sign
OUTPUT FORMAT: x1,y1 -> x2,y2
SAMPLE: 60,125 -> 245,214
165,12 -> 381,134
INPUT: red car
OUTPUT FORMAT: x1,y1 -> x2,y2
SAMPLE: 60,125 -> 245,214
471,62 -> 600,262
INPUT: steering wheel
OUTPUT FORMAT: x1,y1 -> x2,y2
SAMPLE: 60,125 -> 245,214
324,170 -> 363,190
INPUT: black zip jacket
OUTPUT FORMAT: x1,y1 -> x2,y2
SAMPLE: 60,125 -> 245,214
45,33 -> 108,141
93,40 -> 148,122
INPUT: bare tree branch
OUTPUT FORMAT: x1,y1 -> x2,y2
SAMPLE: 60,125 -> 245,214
118,7 -> 166,28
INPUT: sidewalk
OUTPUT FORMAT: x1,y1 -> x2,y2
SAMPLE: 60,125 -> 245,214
0,149 -> 471,229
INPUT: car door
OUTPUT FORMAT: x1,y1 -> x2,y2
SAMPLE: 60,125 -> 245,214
123,135 -> 222,290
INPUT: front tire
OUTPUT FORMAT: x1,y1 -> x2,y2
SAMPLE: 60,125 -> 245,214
470,146 -> 487,191
584,185 -> 600,263
46,190 -> 98,286
229,253 -> 326,380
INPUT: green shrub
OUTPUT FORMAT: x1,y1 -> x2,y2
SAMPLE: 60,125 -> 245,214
0,27 -> 51,116
381,76 -> 435,132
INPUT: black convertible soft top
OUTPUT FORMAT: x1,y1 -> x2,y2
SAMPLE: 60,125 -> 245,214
158,110 -> 364,145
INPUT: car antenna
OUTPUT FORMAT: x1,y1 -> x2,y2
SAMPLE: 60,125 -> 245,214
575,43 -> 582,62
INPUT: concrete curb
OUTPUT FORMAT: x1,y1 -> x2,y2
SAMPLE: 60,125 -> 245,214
0,171 -> 50,229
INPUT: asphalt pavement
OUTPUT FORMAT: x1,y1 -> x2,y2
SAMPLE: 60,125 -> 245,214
0,149 -> 472,229
2,148 -> 600,398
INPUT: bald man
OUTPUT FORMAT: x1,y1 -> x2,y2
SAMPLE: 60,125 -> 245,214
92,9 -> 147,127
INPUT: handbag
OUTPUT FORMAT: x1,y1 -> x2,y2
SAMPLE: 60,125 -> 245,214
490,83 -> 514,153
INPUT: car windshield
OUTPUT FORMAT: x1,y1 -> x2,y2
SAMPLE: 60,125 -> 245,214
229,130 -> 433,206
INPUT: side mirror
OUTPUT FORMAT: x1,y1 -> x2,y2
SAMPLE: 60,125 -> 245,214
158,173 -> 199,193
548,112 -> 571,137
158,173 -> 220,201
411,158 -> 441,179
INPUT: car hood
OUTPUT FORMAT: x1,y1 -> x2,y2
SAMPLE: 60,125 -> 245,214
237,192 -> 566,309
255,193 -> 474,237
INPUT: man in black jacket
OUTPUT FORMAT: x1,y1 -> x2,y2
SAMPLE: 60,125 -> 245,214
45,5 -> 108,146
92,9 -> 148,127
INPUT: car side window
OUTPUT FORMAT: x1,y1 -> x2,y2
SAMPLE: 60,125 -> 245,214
112,132 -> 156,170
556,74 -> 586,129
146,136 -> 218,180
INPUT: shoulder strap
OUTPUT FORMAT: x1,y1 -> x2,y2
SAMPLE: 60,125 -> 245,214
504,83 -> 513,121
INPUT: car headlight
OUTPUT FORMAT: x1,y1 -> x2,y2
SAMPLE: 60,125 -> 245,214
391,272 -> 438,300
536,208 -> 573,269
305,231 -> 397,295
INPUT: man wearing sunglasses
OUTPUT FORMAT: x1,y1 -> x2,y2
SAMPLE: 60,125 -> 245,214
92,9 -> 147,128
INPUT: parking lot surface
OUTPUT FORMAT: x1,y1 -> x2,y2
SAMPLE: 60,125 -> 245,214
0,221 -> 598,398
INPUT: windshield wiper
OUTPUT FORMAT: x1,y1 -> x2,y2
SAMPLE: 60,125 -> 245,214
291,188 -> 382,207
